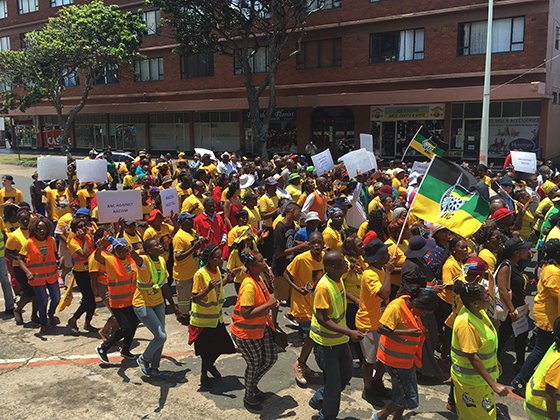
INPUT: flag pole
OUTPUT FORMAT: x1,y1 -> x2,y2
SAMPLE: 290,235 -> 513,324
401,125 -> 423,161
391,155 -> 436,256
479,0 -> 494,166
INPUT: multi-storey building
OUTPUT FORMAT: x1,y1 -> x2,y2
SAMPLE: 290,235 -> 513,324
1,0 -> 559,162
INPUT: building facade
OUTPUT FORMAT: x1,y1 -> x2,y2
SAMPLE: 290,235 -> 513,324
1,0 -> 559,162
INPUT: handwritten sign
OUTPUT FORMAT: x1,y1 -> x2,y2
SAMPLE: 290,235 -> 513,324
511,151 -> 537,174
512,304 -> 530,337
339,148 -> 376,178
410,161 -> 429,178
311,149 -> 335,176
160,187 -> 179,217
360,133 -> 374,152
37,156 -> 68,181
76,159 -> 107,183
195,148 -> 217,161
96,190 -> 142,223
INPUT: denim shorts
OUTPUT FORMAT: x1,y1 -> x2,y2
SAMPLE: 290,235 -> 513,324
385,365 -> 419,409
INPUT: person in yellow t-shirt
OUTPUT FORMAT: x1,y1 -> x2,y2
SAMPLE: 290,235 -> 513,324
243,192 -> 262,231
200,154 -> 218,181
77,183 -> 97,210
173,213 -> 204,323
132,238 -> 178,377
118,220 -> 144,253
284,232 -> 324,386
175,172 -> 192,204
355,239 -> 395,404
391,168 -> 407,197
513,190 -> 535,241
142,209 -> 175,259
43,180 -> 71,222
181,181 -> 205,216
323,208 -> 344,252
122,163 -> 138,190
258,178 -> 280,227
286,173 -> 303,204
0,175 -> 24,218
474,225 -> 502,273
513,239 -> 560,391
385,217 -> 411,297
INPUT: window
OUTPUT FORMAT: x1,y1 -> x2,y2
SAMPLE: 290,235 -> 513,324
135,58 -> 164,82
95,64 -> 119,85
459,16 -> 524,55
143,10 -> 161,35
181,52 -> 214,79
308,0 -> 341,11
18,0 -> 38,14
369,29 -> 424,63
234,47 -> 268,74
51,0 -> 73,7
62,68 -> 79,87
296,38 -> 341,69
0,36 -> 10,51
0,0 -> 7,19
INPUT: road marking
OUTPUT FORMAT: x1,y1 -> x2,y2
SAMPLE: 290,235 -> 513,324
0,350 -> 194,369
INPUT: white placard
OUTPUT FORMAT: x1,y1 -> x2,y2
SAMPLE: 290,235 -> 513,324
339,148 -> 376,178
410,161 -> 429,178
512,304 -> 530,337
511,151 -> 537,174
37,156 -> 68,181
311,149 -> 335,176
360,133 -> 374,152
195,148 -> 217,161
96,190 -> 142,223
76,159 -> 107,183
160,187 -> 179,217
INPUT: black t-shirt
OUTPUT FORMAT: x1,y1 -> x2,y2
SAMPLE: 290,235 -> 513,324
401,258 -> 435,289
509,263 -> 527,307
272,220 -> 296,276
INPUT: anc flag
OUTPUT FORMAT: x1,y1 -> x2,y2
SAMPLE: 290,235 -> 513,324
411,156 -> 490,238
409,126 -> 447,159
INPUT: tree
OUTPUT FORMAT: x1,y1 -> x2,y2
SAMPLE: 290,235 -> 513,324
0,1 -> 147,152
151,0 -> 315,158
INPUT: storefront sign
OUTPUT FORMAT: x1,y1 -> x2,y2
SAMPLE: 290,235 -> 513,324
370,104 -> 445,121
245,108 -> 296,123
488,118 -> 539,157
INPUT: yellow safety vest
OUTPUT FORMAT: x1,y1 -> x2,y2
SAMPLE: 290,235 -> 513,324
524,344 -> 560,419
0,231 -> 4,258
450,307 -> 499,387
190,267 -> 224,328
310,274 -> 349,346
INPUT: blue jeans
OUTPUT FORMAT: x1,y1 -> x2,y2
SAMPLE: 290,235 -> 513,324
310,342 -> 353,420
514,327 -> 554,385
0,257 -> 14,311
33,283 -> 61,326
385,365 -> 419,409
134,303 -> 166,369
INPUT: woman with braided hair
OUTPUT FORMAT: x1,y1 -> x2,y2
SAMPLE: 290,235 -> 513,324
189,244 -> 235,389
231,249 -> 279,410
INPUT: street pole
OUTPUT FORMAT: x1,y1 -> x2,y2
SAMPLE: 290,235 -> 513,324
479,0 -> 493,166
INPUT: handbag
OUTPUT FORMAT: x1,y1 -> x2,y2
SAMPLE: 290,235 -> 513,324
493,261 -> 512,322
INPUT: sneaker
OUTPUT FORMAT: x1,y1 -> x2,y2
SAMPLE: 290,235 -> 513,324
96,345 -> 109,363
303,365 -> 321,380
136,355 -> 151,375
294,360 -> 307,386
511,378 -> 525,398
13,310 -> 23,325
308,397 -> 322,411
120,350 -> 137,360
284,313 -> 298,326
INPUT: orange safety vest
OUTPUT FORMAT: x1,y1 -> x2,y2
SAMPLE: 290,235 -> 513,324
70,235 -> 94,270
231,275 -> 274,340
309,191 -> 327,222
26,237 -> 59,287
105,254 -> 137,309
377,295 -> 425,369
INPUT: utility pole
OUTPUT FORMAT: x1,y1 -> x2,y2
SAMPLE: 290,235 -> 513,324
479,0 -> 494,165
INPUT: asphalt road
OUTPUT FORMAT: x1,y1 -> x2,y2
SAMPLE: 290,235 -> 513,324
0,161 -> 530,419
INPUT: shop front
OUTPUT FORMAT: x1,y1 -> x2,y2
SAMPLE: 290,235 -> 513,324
244,108 -> 297,155
369,104 -> 445,158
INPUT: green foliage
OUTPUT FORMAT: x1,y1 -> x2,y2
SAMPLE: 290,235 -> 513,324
0,0 -> 147,129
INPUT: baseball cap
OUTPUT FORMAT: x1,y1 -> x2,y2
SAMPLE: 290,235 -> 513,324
499,176 -> 514,186
265,177 -> 278,186
490,207 -> 515,221
147,209 -> 164,222
177,212 -> 196,222
2,175 -> 14,184
75,208 -> 91,217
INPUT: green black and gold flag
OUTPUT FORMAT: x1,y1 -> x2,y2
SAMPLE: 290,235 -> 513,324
409,126 -> 447,159
411,156 -> 490,238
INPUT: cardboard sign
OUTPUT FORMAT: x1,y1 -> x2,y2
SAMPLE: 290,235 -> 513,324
76,159 -> 107,183
410,161 -> 429,178
512,304 -> 530,337
37,156 -> 68,181
511,151 -> 537,174
195,148 -> 217,161
160,187 -> 179,217
311,149 -> 335,176
96,190 -> 142,223
339,148 -> 376,178
360,133 -> 374,152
